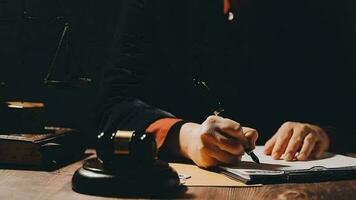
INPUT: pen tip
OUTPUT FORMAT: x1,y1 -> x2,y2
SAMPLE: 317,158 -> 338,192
250,152 -> 260,164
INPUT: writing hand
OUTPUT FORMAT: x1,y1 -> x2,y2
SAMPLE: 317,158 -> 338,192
264,121 -> 330,161
179,115 -> 258,168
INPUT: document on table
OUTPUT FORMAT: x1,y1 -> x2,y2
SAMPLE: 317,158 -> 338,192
220,146 -> 356,184
170,162 -> 251,187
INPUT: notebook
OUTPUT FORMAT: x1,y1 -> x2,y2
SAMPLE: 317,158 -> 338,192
219,146 -> 356,184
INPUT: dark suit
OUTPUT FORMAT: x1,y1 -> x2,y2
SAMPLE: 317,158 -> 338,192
98,0 -> 356,151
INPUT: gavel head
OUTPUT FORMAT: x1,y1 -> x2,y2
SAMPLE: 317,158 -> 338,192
96,130 -> 157,169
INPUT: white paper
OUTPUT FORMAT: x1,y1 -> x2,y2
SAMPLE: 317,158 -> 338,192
221,146 -> 356,177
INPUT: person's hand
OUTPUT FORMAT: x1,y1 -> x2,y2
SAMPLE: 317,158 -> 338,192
264,121 -> 330,161
178,115 -> 258,168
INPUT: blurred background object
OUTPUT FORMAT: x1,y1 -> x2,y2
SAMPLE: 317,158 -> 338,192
0,0 -> 121,141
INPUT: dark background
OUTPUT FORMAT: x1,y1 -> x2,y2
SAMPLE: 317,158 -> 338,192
0,0 -> 121,138
0,0 -> 355,143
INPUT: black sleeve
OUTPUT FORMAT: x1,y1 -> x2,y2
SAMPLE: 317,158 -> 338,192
97,0 -> 174,136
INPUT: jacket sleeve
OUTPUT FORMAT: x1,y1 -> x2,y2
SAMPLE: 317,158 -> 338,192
97,0 -> 176,137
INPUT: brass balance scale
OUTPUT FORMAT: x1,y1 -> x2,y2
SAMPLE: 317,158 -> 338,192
0,14 -> 90,168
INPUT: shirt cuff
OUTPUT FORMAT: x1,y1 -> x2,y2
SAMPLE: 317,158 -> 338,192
145,118 -> 183,148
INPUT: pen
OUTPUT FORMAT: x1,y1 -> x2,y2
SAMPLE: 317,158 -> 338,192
193,78 -> 260,164
242,141 -> 260,164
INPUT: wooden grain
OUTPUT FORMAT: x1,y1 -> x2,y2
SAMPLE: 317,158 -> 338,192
187,181 -> 356,200
0,152 -> 356,200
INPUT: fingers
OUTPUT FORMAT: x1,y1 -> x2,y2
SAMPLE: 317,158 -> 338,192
271,123 -> 293,160
201,132 -> 244,156
202,116 -> 258,154
264,134 -> 277,155
297,132 -> 317,161
284,126 -> 309,161
197,115 -> 255,167
312,130 -> 330,159
201,145 -> 242,166
219,118 -> 244,139
265,122 -> 330,161
311,140 -> 329,159
197,133 -> 243,168
204,116 -> 259,151
203,116 -> 244,139
196,152 -> 220,168
243,127 -> 259,149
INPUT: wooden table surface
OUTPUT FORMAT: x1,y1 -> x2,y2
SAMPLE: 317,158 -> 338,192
1,154 -> 356,200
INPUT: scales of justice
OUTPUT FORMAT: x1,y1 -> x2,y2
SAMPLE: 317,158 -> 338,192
0,13 -> 90,168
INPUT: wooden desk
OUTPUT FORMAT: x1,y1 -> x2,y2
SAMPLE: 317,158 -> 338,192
0,154 -> 356,200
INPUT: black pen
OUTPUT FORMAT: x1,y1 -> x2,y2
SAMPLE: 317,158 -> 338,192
238,132 -> 260,164
193,78 -> 260,164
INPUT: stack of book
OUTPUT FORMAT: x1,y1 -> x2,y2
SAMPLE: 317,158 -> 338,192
0,126 -> 85,169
